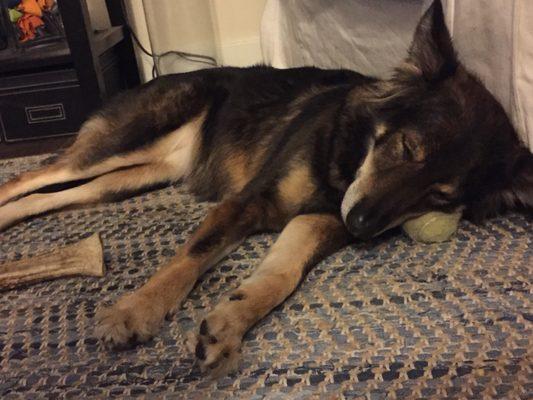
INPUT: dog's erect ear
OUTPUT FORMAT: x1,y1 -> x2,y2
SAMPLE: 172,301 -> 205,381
500,149 -> 533,212
407,0 -> 457,81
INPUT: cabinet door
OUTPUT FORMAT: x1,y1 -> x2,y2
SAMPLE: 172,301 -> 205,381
0,70 -> 86,142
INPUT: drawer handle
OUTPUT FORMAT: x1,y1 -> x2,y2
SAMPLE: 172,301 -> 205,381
25,103 -> 66,124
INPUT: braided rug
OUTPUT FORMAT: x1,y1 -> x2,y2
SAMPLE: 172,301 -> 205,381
0,155 -> 531,399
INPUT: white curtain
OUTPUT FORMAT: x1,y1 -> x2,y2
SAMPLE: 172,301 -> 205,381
261,0 -> 533,150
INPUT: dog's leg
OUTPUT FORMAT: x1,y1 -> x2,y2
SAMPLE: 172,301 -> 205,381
0,118 -> 146,207
0,156 -> 152,208
0,162 -> 180,231
193,213 -> 351,376
0,162 -> 76,207
94,197 -> 269,347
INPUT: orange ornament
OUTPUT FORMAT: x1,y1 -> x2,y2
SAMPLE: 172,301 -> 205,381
17,0 -> 43,17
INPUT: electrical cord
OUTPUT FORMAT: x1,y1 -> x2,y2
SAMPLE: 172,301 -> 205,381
120,0 -> 218,79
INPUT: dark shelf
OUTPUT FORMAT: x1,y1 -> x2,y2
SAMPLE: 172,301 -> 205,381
94,26 -> 124,55
0,40 -> 71,74
0,26 -> 124,75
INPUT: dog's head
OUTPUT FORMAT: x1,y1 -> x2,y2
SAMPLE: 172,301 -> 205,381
341,0 -> 533,239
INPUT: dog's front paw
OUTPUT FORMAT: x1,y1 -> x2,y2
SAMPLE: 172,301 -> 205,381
191,313 -> 243,377
95,292 -> 165,348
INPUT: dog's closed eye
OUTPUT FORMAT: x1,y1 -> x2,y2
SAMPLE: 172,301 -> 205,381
429,190 -> 453,205
429,183 -> 458,205
402,132 -> 425,163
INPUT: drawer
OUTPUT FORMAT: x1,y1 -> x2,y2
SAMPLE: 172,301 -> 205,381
0,70 -> 87,142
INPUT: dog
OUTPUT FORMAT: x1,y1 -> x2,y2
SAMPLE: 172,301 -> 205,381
0,0 -> 531,375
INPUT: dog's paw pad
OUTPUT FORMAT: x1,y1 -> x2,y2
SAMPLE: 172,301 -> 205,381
193,317 -> 242,377
94,295 -> 163,348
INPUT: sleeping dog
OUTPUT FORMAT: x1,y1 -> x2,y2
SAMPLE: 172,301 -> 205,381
0,0 -> 531,375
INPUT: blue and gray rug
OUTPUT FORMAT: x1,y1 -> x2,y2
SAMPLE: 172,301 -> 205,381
0,156 -> 531,399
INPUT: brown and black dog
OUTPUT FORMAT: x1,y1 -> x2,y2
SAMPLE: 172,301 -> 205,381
0,0 -> 531,375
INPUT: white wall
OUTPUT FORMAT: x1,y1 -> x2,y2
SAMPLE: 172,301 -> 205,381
209,0 -> 266,66
124,0 -> 266,81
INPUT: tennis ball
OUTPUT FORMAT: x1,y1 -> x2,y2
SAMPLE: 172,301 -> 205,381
402,211 -> 461,243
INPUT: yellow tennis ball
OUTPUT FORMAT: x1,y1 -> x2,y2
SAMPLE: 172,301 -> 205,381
402,211 -> 461,243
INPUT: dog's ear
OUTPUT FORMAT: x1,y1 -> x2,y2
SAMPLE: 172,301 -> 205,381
499,149 -> 533,212
406,0 -> 458,81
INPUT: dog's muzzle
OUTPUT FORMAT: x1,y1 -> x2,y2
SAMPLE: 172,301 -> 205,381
341,184 -> 386,240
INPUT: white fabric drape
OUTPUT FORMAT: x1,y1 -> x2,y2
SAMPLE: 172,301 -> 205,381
261,0 -> 533,150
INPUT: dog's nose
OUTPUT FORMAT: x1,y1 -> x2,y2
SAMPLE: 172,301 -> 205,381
351,213 -> 367,229
346,209 -> 374,239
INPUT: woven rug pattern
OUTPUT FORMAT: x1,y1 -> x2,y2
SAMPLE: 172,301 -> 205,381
0,156 -> 532,399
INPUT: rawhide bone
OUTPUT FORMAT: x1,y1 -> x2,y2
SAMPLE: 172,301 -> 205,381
0,233 -> 104,289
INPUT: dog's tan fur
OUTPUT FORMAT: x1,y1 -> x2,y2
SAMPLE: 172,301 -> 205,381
192,213 -> 349,375
277,161 -> 316,214
223,150 -> 252,193
0,163 -> 176,231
